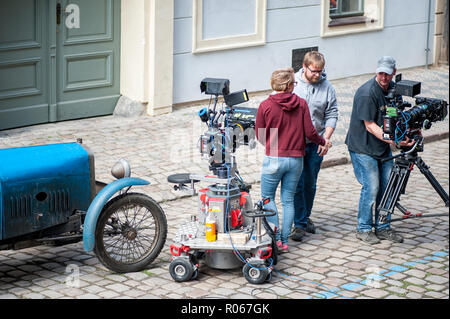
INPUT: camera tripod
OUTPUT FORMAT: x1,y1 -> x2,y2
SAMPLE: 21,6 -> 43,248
377,138 -> 449,224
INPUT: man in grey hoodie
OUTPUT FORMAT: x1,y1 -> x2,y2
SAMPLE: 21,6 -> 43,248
291,51 -> 339,241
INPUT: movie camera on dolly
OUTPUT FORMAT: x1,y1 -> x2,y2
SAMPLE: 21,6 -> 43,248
377,74 -> 449,224
167,78 -> 278,284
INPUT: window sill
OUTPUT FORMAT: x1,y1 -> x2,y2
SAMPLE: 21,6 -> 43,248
328,16 -> 377,27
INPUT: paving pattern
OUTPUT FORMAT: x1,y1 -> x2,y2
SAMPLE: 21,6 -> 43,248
0,66 -> 448,299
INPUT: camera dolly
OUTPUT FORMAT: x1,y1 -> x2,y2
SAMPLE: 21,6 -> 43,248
167,78 -> 278,284
168,173 -> 277,284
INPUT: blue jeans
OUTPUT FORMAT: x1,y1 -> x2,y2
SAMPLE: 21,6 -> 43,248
349,151 -> 394,232
294,143 -> 324,229
260,155 -> 303,244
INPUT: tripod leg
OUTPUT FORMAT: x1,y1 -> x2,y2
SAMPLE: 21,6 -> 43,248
395,202 -> 408,215
377,159 -> 412,224
395,202 -> 421,219
415,157 -> 449,207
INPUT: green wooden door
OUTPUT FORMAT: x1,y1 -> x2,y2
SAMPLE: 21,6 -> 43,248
0,0 -> 50,129
55,0 -> 121,121
0,0 -> 121,130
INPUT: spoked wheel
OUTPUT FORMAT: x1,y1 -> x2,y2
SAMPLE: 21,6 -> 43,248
94,193 -> 167,273
242,263 -> 270,284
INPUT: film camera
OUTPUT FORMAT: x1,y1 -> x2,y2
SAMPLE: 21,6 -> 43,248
382,74 -> 448,149
377,75 -> 449,225
198,78 -> 257,178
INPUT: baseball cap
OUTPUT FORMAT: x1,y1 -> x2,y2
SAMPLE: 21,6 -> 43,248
376,56 -> 396,75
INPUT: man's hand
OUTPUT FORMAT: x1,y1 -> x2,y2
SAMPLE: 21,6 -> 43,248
318,138 -> 332,156
318,144 -> 328,156
389,136 -> 416,148
363,121 -> 417,147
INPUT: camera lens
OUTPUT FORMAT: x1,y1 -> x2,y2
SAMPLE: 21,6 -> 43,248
198,108 -> 209,122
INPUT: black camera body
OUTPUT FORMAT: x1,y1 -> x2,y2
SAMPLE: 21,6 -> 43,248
228,107 -> 257,149
198,78 -> 257,177
382,75 -> 448,148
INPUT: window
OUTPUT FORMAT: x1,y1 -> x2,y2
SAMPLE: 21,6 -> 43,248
321,0 -> 384,37
330,0 -> 364,19
192,0 -> 267,54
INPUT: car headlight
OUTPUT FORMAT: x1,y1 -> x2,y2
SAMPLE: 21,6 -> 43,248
111,158 -> 131,179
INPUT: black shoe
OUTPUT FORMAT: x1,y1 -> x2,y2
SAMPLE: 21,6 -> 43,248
356,231 -> 381,245
306,218 -> 316,234
375,228 -> 404,243
291,227 -> 306,242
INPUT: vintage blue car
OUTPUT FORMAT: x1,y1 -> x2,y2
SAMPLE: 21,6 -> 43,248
0,140 -> 167,273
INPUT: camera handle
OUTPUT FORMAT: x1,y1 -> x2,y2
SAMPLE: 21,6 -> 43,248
210,94 -> 219,125
381,136 -> 423,162
243,199 -> 276,245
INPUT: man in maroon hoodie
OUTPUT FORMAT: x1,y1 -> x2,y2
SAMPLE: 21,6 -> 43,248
255,67 -> 331,252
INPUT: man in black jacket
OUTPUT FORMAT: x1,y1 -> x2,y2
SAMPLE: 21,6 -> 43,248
345,56 -> 414,245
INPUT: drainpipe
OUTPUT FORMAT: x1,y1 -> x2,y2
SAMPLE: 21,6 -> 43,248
425,0 -> 432,69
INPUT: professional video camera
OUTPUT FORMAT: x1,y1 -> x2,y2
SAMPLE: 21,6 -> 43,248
198,78 -> 257,179
382,74 -> 448,149
377,74 -> 449,225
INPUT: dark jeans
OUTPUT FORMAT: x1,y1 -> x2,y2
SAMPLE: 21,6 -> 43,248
294,143 -> 324,229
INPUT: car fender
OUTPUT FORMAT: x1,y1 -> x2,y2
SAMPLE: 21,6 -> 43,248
83,177 -> 150,252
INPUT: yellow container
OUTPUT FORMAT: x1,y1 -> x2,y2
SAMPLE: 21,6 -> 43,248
205,217 -> 216,242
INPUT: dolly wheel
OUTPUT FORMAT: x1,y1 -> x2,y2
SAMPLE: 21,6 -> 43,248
242,263 -> 269,285
169,258 -> 194,282
265,271 -> 272,283
191,268 -> 199,280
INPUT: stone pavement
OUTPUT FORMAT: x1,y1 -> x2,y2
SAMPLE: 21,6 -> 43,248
0,66 -> 448,300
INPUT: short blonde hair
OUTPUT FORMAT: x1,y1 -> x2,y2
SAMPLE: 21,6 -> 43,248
303,51 -> 325,68
270,67 -> 295,92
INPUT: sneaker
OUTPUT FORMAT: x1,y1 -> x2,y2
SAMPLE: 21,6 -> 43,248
306,218 -> 316,234
356,231 -> 381,244
291,228 -> 306,242
375,228 -> 404,243
276,241 -> 282,248
280,244 -> 289,253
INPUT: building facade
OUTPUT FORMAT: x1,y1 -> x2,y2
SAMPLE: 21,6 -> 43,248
0,0 -> 448,129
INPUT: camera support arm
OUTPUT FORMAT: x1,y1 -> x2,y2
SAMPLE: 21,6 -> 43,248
382,136 -> 422,162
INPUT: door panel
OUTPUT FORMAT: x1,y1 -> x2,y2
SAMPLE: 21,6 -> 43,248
0,0 -> 42,51
56,0 -> 120,121
63,51 -> 113,92
0,0 -> 49,130
0,58 -> 42,99
0,0 -> 120,130
63,0 -> 113,44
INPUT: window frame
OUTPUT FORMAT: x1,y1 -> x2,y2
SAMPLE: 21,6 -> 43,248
321,0 -> 384,37
192,0 -> 267,54
330,0 -> 365,19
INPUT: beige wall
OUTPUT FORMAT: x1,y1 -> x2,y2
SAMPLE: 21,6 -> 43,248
120,0 -> 174,116
434,0 -> 449,66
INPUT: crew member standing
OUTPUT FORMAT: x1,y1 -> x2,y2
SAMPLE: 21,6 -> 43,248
291,51 -> 338,241
255,67 -> 331,252
345,56 -> 415,244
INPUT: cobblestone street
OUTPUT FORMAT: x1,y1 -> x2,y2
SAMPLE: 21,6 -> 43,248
0,66 -> 448,300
